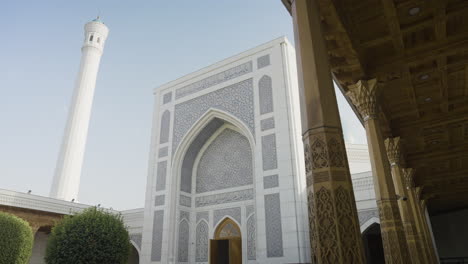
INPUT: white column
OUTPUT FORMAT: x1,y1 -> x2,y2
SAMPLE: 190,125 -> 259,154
50,18 -> 109,201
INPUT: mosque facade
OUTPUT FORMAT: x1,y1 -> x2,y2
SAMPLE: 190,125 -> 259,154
140,37 -> 311,263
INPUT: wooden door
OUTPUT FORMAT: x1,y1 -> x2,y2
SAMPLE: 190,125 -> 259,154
229,238 -> 242,264
210,240 -> 218,264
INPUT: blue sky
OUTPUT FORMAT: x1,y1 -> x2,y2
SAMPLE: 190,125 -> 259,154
0,1 -> 365,210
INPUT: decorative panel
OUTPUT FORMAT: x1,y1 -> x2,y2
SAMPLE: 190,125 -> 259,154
130,233 -> 142,250
263,174 -> 279,189
259,75 -> 273,115
180,194 -> 192,207
154,195 -> 165,206
260,117 -> 275,131
213,207 -> 242,227
175,61 -> 252,99
196,220 -> 209,262
246,204 -> 255,217
247,214 -> 256,260
262,134 -> 278,171
178,220 -> 189,262
156,161 -> 167,191
159,110 -> 170,144
163,92 -> 172,104
264,193 -> 284,257
196,129 -> 253,193
197,211 -> 209,223
257,54 -> 270,69
173,78 -> 254,154
150,210 -> 164,261
180,118 -> 224,193
158,146 -> 168,158
195,189 -> 254,207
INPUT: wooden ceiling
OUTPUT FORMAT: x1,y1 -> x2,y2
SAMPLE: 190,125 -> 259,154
285,0 -> 468,214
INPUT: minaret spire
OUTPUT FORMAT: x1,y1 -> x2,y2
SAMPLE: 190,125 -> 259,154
50,19 -> 109,201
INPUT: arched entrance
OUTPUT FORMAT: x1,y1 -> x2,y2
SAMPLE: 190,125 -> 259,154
362,223 -> 385,264
210,218 -> 242,264
127,242 -> 139,264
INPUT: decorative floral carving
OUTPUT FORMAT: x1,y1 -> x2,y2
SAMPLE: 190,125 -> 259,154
327,137 -> 346,168
264,193 -> 284,257
304,143 -> 313,175
311,137 -> 329,169
316,187 -> 339,263
336,186 -> 364,263
159,110 -> 170,144
262,134 -> 278,171
346,79 -> 379,121
259,75 -> 274,115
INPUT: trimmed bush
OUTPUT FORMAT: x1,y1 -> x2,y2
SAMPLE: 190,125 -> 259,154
0,211 -> 34,264
45,207 -> 130,264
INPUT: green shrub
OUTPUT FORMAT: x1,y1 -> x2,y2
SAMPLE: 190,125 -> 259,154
0,211 -> 34,264
45,207 -> 130,264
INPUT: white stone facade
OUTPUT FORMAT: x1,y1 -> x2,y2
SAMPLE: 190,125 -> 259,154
141,37 -> 311,264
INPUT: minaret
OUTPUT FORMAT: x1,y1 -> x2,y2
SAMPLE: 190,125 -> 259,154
50,18 -> 109,201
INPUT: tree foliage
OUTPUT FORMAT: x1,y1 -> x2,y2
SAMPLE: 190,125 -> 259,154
0,211 -> 34,264
45,207 -> 130,264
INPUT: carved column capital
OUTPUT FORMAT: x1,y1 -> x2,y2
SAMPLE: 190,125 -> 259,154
346,79 -> 380,121
384,137 -> 401,166
415,186 -> 424,201
402,168 -> 415,189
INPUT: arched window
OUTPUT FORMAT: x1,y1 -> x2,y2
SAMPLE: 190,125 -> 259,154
97,37 -> 100,43
89,35 -> 94,42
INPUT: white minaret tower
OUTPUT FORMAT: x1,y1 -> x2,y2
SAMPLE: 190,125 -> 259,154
50,18 -> 109,201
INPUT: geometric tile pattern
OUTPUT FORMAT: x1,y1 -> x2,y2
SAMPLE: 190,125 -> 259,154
257,54 -> 270,69
263,174 -> 279,189
196,128 -> 253,193
178,220 -> 189,262
163,92 -> 172,104
262,134 -> 278,171
196,211 -> 209,223
264,193 -> 284,257
213,207 -> 242,227
154,195 -> 165,206
158,146 -> 168,158
180,118 -> 225,193
260,117 -> 275,131
259,75 -> 273,115
173,78 -> 255,154
246,204 -> 255,217
156,161 -> 167,191
175,61 -> 252,99
151,210 -> 164,261
196,220 -> 209,262
160,110 -> 170,144
179,194 -> 192,207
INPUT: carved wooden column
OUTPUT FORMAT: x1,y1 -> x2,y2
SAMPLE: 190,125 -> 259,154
347,79 -> 411,263
290,1 -> 365,263
385,137 -> 425,264
416,190 -> 439,263
403,169 -> 438,264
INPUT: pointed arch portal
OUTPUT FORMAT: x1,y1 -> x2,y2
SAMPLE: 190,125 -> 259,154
210,218 -> 242,264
